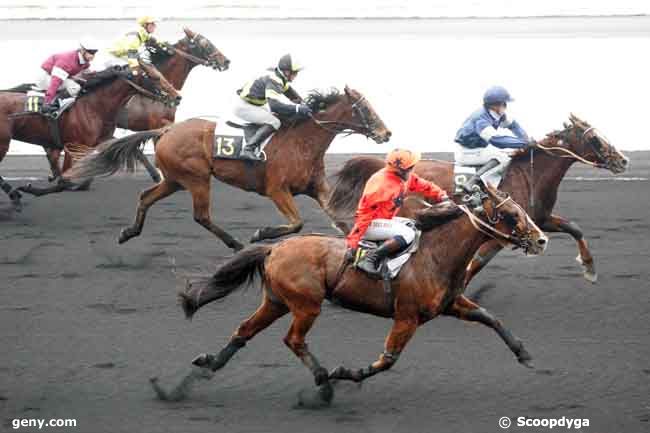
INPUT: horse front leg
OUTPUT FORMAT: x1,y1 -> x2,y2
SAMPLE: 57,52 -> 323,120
463,239 -> 503,288
329,318 -> 418,383
542,214 -> 596,283
250,189 -> 304,243
444,294 -> 533,368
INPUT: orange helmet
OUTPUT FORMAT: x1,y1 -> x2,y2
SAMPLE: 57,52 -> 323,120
385,148 -> 421,171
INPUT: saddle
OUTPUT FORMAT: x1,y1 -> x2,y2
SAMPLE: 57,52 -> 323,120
210,120 -> 274,161
24,90 -> 75,119
353,228 -> 422,281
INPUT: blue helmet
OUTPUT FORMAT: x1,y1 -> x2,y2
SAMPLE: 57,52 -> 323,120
483,86 -> 514,106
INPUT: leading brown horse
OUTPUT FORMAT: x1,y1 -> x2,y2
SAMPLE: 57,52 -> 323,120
327,114 -> 629,285
0,65 -> 175,209
67,87 -> 391,251
149,182 -> 547,406
59,28 -> 230,177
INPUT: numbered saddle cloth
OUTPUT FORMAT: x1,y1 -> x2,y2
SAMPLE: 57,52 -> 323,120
211,120 -> 274,160
353,228 -> 422,280
452,163 -> 503,195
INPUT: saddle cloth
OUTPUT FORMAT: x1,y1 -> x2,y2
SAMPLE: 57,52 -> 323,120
354,227 -> 422,280
24,90 -> 75,118
211,120 -> 274,160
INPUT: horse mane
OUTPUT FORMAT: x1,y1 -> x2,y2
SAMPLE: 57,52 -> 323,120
414,204 -> 464,232
78,68 -> 122,96
0,83 -> 34,93
305,87 -> 341,112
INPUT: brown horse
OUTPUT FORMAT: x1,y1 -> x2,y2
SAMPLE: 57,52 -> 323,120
0,65 -> 175,208
67,87 -> 391,251
327,114 -> 629,284
149,182 -> 547,406
58,28 -> 230,178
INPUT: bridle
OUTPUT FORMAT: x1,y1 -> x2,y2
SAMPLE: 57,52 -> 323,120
157,34 -> 227,70
310,95 -> 380,140
460,194 -> 535,251
178,34 -> 227,70
535,126 -> 612,169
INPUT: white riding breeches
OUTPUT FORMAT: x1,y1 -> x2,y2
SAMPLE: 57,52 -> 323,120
36,71 -> 81,97
362,217 -> 416,245
454,143 -> 514,180
232,97 -> 281,130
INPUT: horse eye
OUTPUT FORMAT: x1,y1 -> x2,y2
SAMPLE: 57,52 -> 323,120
590,137 -> 602,149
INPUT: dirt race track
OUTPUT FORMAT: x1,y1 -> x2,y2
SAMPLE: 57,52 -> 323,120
1,153 -> 649,433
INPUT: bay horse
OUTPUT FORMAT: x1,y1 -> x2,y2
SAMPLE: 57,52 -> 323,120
67,87 -> 391,251
0,65 -> 175,209
327,114 -> 629,284
149,182 -> 548,406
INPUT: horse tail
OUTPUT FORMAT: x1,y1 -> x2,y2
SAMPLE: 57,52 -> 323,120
327,156 -> 385,222
65,129 -> 165,180
179,245 -> 273,319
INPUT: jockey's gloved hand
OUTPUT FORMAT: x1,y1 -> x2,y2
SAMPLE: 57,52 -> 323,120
296,104 -> 313,117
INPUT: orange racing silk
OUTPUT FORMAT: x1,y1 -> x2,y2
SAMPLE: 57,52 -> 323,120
346,167 -> 447,248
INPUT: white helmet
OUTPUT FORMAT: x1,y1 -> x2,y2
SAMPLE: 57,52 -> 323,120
79,36 -> 99,53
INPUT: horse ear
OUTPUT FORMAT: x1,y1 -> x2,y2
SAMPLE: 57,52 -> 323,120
183,27 -> 196,39
563,121 -> 571,129
344,85 -> 351,96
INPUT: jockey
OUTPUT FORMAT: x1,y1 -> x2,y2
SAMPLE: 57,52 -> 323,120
346,149 -> 449,277
105,16 -> 180,96
454,86 -> 531,192
234,53 -> 313,159
38,37 -> 98,109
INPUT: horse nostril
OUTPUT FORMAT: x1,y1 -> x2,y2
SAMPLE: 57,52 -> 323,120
622,158 -> 628,166
537,238 -> 547,246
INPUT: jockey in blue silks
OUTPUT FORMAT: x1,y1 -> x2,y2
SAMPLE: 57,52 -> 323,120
454,86 -> 532,192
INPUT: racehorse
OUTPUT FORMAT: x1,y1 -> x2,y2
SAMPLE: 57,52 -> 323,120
149,182 -> 548,406
67,87 -> 391,251
0,65 -> 175,209
59,28 -> 230,179
327,114 -> 629,284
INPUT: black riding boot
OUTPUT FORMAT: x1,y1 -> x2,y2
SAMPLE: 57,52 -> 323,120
462,158 -> 501,193
357,237 -> 406,278
240,124 -> 275,160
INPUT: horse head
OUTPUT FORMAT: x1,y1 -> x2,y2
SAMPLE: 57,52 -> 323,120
542,114 -> 629,174
306,86 -> 391,143
469,182 -> 548,255
178,27 -> 230,71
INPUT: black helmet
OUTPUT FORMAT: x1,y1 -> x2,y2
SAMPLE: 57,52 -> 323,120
277,54 -> 303,73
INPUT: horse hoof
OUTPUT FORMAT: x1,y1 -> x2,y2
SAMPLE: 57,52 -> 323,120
250,229 -> 262,243
517,348 -> 534,369
296,383 -> 334,409
231,240 -> 245,252
117,228 -> 135,244
191,353 -> 212,369
575,255 -> 597,283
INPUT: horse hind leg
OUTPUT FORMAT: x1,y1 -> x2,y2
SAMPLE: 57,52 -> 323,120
152,295 -> 288,401
118,179 -> 180,244
0,175 -> 23,211
187,180 -> 244,251
251,189 -> 304,243
283,309 -> 335,408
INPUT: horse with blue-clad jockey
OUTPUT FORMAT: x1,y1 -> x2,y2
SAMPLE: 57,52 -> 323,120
328,86 -> 630,286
